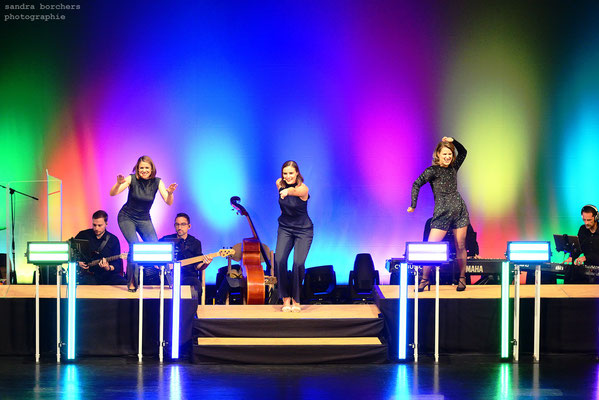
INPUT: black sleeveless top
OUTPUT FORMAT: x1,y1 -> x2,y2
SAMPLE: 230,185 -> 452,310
278,184 -> 313,230
120,174 -> 161,220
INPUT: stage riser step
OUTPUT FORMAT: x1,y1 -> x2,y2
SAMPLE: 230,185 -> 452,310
194,318 -> 383,338
192,344 -> 388,364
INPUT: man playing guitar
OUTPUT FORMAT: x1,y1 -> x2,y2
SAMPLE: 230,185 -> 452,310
75,210 -> 127,285
159,213 -> 213,302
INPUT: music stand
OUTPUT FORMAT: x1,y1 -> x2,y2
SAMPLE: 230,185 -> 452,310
68,238 -> 90,262
553,234 -> 581,259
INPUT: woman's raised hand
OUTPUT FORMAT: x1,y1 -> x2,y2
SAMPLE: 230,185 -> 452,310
166,183 -> 177,194
167,183 -> 178,194
442,137 -> 453,143
407,207 -> 415,213
117,174 -> 126,184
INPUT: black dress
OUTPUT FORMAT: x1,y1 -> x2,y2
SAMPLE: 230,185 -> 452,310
411,139 -> 470,232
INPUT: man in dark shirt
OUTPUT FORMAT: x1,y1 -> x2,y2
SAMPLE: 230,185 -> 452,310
574,205 -> 599,266
159,213 -> 212,302
75,210 -> 127,285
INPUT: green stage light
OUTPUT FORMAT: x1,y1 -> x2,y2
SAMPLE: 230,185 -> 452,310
27,242 -> 69,264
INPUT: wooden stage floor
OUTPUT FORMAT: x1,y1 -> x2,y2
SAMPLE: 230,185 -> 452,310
377,284 -> 599,299
0,284 -> 192,299
196,304 -> 381,319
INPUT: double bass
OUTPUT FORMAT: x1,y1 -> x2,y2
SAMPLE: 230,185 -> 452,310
230,196 -> 276,304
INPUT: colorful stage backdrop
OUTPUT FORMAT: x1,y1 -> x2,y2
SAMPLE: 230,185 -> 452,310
1,1 -> 598,283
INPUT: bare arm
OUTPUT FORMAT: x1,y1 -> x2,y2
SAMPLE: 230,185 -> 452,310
158,179 -> 177,205
110,174 -> 131,196
279,182 -> 309,201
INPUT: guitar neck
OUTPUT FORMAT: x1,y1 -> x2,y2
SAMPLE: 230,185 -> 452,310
180,251 -> 225,267
87,253 -> 126,267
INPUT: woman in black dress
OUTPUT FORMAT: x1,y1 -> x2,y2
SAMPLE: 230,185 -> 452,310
274,161 -> 313,312
408,137 -> 470,292
110,155 -> 177,291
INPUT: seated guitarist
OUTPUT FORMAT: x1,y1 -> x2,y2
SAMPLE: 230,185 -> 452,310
159,213 -> 212,301
75,210 -> 127,285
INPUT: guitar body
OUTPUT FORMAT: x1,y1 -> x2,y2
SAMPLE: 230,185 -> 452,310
242,237 -> 265,305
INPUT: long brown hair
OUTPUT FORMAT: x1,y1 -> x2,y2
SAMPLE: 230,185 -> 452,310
132,155 -> 157,179
432,142 -> 456,166
280,160 -> 304,187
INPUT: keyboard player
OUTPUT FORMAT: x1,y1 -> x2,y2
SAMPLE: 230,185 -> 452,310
562,205 -> 599,283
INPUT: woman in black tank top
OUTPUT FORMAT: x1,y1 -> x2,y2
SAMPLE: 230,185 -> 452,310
274,160 -> 314,312
110,155 -> 178,291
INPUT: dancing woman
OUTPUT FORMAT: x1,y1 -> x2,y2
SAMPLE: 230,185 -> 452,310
274,161 -> 313,312
110,155 -> 177,291
408,137 -> 470,292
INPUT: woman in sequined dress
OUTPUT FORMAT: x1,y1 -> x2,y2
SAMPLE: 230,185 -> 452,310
408,137 -> 470,292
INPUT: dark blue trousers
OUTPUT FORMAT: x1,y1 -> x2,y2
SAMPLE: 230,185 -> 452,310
275,226 -> 313,303
117,210 -> 158,287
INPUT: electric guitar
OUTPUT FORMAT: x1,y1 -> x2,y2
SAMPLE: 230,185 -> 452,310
178,248 -> 236,270
79,253 -> 128,274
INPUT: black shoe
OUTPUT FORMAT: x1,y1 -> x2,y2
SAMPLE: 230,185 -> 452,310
456,276 -> 466,292
418,279 -> 431,292
128,282 -> 138,293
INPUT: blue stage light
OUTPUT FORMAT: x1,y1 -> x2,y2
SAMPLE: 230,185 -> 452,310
67,261 -> 77,360
171,261 -> 181,359
507,242 -> 550,263
132,243 -> 174,263
406,242 -> 449,263
398,262 -> 408,360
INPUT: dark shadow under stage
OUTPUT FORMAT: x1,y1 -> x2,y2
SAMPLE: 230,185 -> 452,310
0,285 -> 197,357
375,284 -> 599,361
1,284 -> 597,364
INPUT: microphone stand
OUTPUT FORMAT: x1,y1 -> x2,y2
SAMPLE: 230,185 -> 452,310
0,184 -> 39,284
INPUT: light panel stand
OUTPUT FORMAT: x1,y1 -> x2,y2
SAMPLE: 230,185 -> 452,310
533,264 -> 541,363
413,267 -> 419,363
34,263 -> 65,363
138,265 -> 144,364
500,261 -> 510,359
56,266 -> 62,363
67,262 -> 76,360
35,265 -> 40,363
159,265 -> 165,363
171,261 -> 181,360
434,265 -> 440,364
398,263 -> 408,360
513,264 -> 521,362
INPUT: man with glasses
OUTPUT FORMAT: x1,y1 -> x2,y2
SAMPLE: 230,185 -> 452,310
159,213 -> 212,302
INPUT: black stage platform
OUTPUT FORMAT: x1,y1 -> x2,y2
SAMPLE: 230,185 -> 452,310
2,284 -> 598,364
376,284 -> 599,361
0,285 -> 197,357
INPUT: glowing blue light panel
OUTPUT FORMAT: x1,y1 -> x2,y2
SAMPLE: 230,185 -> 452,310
171,261 -> 181,359
132,243 -> 174,263
507,242 -> 550,263
67,262 -> 77,360
27,242 -> 69,264
398,262 -> 408,360
406,242 -> 449,263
